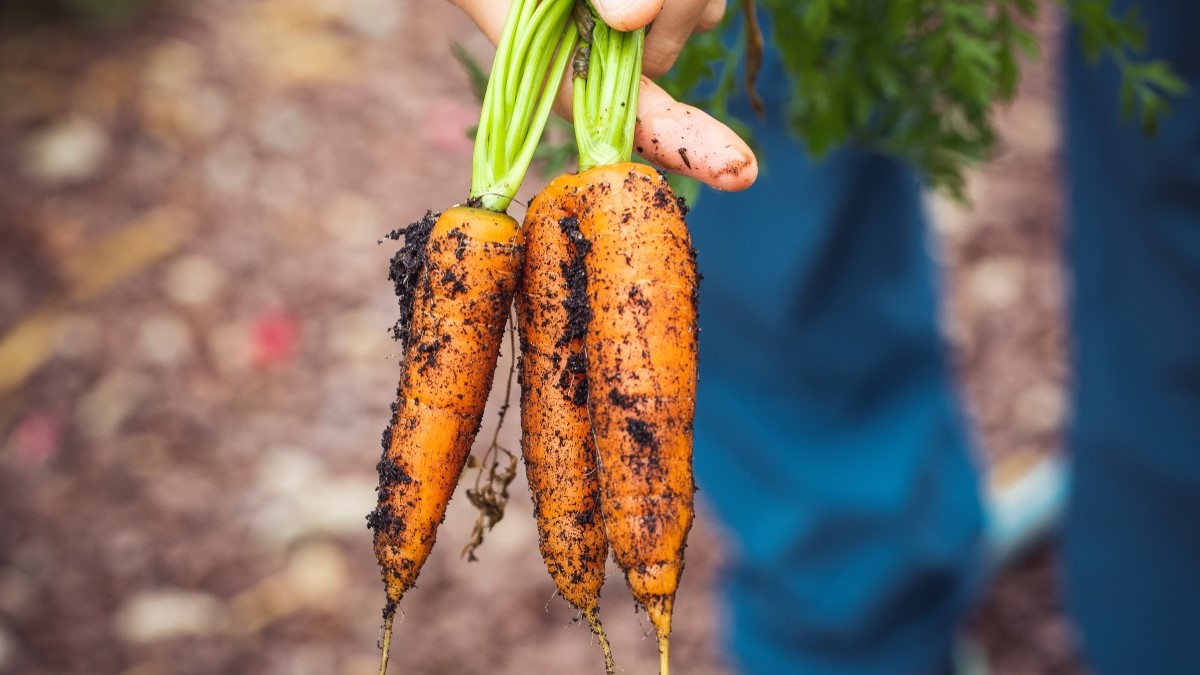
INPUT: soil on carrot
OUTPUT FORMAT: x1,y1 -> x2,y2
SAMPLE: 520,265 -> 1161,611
387,211 -> 438,344
559,353 -> 588,406
557,214 -> 591,347
624,417 -> 659,452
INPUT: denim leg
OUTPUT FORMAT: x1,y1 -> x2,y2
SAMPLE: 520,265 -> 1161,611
688,63 -> 983,671
1063,2 -> 1200,673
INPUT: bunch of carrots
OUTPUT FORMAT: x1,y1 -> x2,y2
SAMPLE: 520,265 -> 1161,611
367,2 -> 710,673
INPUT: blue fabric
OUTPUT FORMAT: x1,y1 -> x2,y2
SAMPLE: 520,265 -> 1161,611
1063,1 -> 1200,673
687,40 -> 984,675
685,1 -> 1200,672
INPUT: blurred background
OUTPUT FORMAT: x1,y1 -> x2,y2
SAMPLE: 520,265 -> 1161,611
0,0 -> 1076,673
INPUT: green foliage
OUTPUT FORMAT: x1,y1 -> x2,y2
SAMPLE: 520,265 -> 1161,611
661,0 -> 1188,199
0,0 -> 152,25
452,42 -> 491,103
469,0 -> 579,211
454,45 -> 578,182
1065,0 -> 1188,134
572,15 -> 645,169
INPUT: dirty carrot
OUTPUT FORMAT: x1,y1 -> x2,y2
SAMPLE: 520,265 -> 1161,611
575,163 -> 697,675
524,162 -> 698,675
565,11 -> 698,674
516,187 -> 614,673
369,204 -> 522,647
367,1 -> 578,673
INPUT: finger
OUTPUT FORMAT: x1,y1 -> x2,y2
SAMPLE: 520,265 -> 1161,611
556,75 -> 756,191
695,0 -> 726,33
591,0 -> 665,31
633,76 -> 757,191
642,0 -> 714,78
450,0 -> 506,44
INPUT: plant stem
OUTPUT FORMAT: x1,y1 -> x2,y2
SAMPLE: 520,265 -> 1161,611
572,4 -> 642,171
505,0 -> 574,161
471,0 -> 579,213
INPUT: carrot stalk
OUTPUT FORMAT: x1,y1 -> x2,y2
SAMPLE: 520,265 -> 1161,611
572,13 -> 642,171
472,0 -> 579,212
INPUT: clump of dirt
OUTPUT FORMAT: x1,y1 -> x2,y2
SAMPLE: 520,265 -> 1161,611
674,193 -> 690,217
607,387 -> 635,410
386,211 -> 438,344
557,215 -> 592,346
557,350 -> 589,406
624,417 -> 658,452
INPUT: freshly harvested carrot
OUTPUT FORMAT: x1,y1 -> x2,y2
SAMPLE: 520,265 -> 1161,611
516,187 -> 615,673
368,205 -> 522,636
523,166 -> 697,675
577,163 -> 697,674
367,3 -> 578,670
562,12 -> 699,673
370,206 -> 522,598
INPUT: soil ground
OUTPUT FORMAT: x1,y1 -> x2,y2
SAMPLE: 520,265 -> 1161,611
0,1 -> 1081,673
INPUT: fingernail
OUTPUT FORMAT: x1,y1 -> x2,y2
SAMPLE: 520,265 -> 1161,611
591,0 -> 662,31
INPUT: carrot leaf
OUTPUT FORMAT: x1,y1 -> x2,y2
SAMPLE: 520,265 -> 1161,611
660,0 -> 1187,200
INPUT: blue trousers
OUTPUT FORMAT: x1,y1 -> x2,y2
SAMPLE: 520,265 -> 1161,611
688,2 -> 1200,673
689,43 -> 983,675
1063,1 -> 1200,673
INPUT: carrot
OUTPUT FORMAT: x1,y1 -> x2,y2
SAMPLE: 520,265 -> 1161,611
571,163 -> 697,675
367,2 -> 579,671
369,206 -> 522,598
519,163 -> 696,675
562,13 -> 699,674
516,186 -> 614,673
368,206 -> 522,660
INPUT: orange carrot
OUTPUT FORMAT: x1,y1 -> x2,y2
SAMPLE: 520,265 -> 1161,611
516,184 -> 615,673
366,0 -> 582,672
575,163 -> 697,673
368,206 -> 522,666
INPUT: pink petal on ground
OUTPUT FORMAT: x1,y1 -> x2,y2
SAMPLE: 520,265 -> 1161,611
4,412 -> 63,470
251,310 -> 300,369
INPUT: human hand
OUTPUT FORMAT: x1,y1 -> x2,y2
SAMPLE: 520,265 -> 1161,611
449,0 -> 757,191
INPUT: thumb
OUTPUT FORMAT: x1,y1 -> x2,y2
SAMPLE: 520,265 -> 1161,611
590,0 -> 665,31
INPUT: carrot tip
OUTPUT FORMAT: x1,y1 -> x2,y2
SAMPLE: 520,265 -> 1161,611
378,610 -> 395,675
657,631 -> 670,675
585,610 -> 616,675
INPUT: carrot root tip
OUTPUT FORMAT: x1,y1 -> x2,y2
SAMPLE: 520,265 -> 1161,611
584,609 -> 616,675
657,631 -> 670,675
378,610 -> 396,675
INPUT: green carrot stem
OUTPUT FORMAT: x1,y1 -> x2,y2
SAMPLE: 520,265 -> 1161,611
471,0 -> 578,213
499,20 -> 579,196
507,0 -> 563,103
505,0 -> 574,160
572,4 -> 642,171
